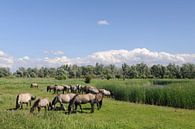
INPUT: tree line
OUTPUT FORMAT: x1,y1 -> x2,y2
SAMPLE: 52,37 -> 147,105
0,63 -> 194,79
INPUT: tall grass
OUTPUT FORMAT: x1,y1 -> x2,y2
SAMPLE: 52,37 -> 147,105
93,79 -> 195,109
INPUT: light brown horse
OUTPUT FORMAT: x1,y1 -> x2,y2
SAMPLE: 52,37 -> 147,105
51,93 -> 76,110
68,93 -> 103,114
15,93 -> 36,109
99,89 -> 111,96
30,83 -> 38,88
54,85 -> 65,94
83,86 -> 99,94
30,98 -> 50,113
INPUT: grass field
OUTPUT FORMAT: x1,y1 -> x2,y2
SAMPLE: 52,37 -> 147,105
0,78 -> 195,129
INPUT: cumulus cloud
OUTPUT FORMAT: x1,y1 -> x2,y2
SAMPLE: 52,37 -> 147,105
44,50 -> 64,55
97,20 -> 110,25
0,50 -> 14,68
1,48 -> 195,71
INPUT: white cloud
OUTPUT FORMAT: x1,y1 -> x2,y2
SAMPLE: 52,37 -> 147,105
18,56 -> 30,61
97,20 -> 110,25
1,48 -> 195,71
44,50 -> 64,55
0,50 -> 14,68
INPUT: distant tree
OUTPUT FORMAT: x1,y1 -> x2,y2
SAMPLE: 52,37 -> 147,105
166,63 -> 181,78
181,63 -> 195,79
0,68 -> 11,78
122,63 -> 129,80
151,64 -> 166,78
55,67 -> 68,80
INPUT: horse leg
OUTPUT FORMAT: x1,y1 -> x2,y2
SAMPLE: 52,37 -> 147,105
60,103 -> 65,110
29,100 -> 32,106
75,104 -> 78,111
38,107 -> 41,112
99,100 -> 102,109
79,104 -> 82,113
91,103 -> 94,113
20,103 -> 23,109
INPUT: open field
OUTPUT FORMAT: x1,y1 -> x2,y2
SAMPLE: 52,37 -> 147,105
0,78 -> 195,129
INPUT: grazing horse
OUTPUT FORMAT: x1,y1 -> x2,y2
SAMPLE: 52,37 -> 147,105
15,93 -> 36,109
30,98 -> 51,113
51,93 -> 76,110
83,86 -> 99,94
64,85 -> 71,93
99,89 -> 111,97
47,85 -> 55,92
68,93 -> 103,114
30,83 -> 38,88
77,85 -> 83,93
70,85 -> 78,93
54,85 -> 65,94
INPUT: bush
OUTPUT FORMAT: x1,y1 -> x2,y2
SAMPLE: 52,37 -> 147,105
85,75 -> 92,83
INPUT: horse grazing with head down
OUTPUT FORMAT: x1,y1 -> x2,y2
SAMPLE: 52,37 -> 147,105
15,93 -> 36,109
68,92 -> 103,114
51,93 -> 76,110
54,85 -> 65,94
30,83 -> 38,88
30,98 -> 51,113
47,85 -> 55,92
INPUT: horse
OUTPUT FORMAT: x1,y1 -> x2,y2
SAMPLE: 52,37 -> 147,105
99,89 -> 111,97
70,85 -> 78,93
47,85 -> 55,92
83,86 -> 99,94
68,93 -> 103,114
30,83 -> 38,88
54,85 -> 65,94
76,84 -> 83,93
64,85 -> 71,93
15,93 -> 36,109
51,93 -> 76,110
30,98 -> 51,113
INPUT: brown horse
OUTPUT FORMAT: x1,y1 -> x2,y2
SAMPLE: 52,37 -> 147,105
15,93 -> 36,109
30,98 -> 50,113
47,85 -> 55,92
54,85 -> 65,94
30,83 -> 38,88
83,86 -> 99,94
51,93 -> 76,110
68,93 -> 103,114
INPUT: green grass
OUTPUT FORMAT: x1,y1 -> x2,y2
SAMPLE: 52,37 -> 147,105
92,79 -> 195,109
0,78 -> 195,129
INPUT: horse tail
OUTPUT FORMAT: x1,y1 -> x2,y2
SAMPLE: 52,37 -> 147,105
15,94 -> 20,109
30,99 -> 40,113
47,86 -> 49,92
68,94 -> 79,113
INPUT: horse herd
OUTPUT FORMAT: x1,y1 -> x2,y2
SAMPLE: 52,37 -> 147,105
15,83 -> 112,114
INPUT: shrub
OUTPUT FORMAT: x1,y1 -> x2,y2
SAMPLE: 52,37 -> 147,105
85,75 -> 92,83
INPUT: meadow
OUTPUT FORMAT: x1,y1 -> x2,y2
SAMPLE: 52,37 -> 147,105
0,78 -> 195,129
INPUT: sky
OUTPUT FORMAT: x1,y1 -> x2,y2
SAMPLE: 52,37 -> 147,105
0,0 -> 195,70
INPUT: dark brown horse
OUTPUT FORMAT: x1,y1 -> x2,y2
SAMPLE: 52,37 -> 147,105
47,85 -> 55,92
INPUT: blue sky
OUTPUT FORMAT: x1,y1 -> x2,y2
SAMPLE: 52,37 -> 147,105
0,0 -> 195,69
